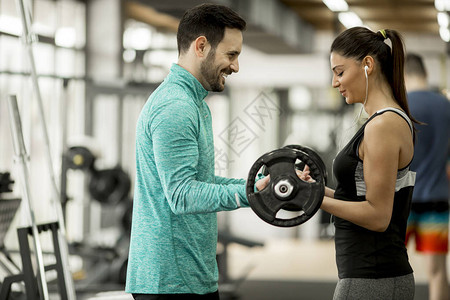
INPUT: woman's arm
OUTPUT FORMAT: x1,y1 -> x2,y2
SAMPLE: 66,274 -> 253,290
324,187 -> 335,198
321,115 -> 405,232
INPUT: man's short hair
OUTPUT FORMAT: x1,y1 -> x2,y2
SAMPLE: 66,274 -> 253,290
177,3 -> 246,55
405,53 -> 427,78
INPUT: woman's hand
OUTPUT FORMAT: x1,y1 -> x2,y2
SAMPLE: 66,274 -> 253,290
297,165 -> 315,183
255,165 -> 315,192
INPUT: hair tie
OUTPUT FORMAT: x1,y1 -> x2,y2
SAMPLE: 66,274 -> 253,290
378,29 -> 387,40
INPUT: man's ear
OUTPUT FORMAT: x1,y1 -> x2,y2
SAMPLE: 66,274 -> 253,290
194,36 -> 210,58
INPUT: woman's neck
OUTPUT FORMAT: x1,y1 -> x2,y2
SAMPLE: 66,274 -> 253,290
364,80 -> 401,116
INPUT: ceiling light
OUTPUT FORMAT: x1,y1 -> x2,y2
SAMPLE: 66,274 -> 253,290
143,50 -> 177,69
338,12 -> 363,28
323,0 -> 349,12
123,49 -> 136,63
435,0 -> 450,11
289,86 -> 312,110
439,27 -> 450,42
55,27 -> 76,48
0,15 -> 22,36
437,12 -> 450,27
32,22 -> 54,37
123,27 -> 152,50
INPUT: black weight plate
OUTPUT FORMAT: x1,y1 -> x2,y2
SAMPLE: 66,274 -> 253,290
283,144 -> 328,185
88,167 -> 131,205
246,148 -> 325,227
66,146 -> 96,171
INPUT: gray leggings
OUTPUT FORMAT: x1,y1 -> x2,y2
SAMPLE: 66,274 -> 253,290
333,273 -> 415,300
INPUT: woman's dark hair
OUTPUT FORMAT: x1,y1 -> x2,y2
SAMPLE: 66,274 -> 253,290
177,3 -> 246,55
330,27 -> 419,135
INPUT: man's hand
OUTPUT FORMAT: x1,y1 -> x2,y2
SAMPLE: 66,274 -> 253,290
255,175 -> 270,191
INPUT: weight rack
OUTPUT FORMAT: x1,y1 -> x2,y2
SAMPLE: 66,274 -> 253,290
0,222 -> 69,300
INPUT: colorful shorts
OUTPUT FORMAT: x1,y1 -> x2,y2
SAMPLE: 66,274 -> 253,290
406,201 -> 449,253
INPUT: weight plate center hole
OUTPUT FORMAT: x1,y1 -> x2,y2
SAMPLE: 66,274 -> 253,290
274,179 -> 294,198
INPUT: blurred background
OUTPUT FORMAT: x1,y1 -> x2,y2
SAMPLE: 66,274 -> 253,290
0,0 -> 449,299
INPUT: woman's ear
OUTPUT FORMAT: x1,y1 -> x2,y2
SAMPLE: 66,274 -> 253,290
363,56 -> 375,75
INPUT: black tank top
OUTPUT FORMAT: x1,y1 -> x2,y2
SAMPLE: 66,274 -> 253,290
333,108 -> 415,279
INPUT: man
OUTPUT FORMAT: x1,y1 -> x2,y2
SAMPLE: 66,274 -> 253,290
404,53 -> 450,300
125,4 -> 249,300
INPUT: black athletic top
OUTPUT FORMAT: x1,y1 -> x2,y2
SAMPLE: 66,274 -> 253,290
333,108 -> 415,279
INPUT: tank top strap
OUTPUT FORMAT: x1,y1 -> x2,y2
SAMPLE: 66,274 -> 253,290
374,107 -> 413,134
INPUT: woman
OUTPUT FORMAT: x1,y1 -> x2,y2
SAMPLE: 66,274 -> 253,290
256,26 -> 418,299
322,27 -> 418,299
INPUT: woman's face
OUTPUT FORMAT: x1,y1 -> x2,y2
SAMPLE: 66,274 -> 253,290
330,52 -> 366,105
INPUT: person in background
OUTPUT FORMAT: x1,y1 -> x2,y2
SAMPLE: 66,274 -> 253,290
125,4 -> 249,300
404,52 -> 450,300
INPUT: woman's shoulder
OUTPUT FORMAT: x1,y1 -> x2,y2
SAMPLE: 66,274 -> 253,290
369,108 -> 412,130
365,110 -> 412,142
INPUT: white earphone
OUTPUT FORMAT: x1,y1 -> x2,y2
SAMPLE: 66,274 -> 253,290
354,66 -> 370,122
355,65 -> 370,121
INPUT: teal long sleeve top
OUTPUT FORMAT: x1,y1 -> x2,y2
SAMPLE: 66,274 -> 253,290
125,64 -> 249,295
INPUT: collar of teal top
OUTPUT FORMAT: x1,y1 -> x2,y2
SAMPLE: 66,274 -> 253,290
168,63 -> 209,106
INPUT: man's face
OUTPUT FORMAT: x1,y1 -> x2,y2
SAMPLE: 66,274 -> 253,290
200,28 -> 242,92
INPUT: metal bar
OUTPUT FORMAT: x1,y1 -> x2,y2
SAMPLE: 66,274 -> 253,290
50,222 -> 68,300
14,0 -> 76,298
15,0 -> 61,219
0,70 -> 86,80
17,227 -> 40,299
0,274 -> 25,300
117,96 -> 124,165
7,95 -> 48,300
0,31 -> 86,51
60,79 -> 70,218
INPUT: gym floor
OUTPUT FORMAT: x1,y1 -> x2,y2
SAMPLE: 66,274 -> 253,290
72,239 -> 448,300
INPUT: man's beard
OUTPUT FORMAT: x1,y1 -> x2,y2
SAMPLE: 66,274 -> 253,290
200,49 -> 225,92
